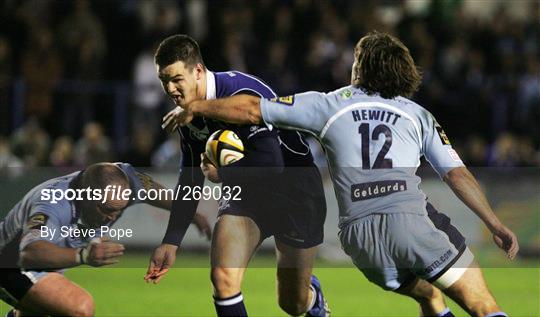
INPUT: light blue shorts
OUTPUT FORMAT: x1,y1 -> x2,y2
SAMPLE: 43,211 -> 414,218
339,212 -> 474,290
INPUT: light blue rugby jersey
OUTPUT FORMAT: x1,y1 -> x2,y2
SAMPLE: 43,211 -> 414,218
261,86 -> 464,225
0,163 -> 147,254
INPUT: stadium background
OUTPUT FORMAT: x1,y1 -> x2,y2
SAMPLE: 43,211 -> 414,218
0,0 -> 538,316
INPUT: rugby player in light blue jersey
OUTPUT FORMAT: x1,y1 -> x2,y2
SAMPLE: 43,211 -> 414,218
0,162 -> 210,316
175,32 -> 519,317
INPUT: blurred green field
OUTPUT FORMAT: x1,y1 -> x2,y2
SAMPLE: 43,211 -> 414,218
1,253 -> 538,317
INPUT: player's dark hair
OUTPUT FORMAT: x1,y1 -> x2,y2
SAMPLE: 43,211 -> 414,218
154,34 -> 205,69
79,163 -> 129,191
353,31 -> 421,99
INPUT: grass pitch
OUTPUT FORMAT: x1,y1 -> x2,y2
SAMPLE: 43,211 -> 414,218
1,253 -> 538,316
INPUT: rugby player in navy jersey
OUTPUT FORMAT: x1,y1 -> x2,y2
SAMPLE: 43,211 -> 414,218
147,35 -> 329,317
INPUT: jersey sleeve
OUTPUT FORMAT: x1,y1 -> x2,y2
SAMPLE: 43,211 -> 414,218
161,148 -> 205,246
420,111 -> 465,177
260,91 -> 329,136
225,71 -> 277,99
19,203 -> 64,251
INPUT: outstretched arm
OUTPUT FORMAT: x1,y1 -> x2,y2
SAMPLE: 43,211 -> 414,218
139,159 -> 210,284
163,92 -> 329,137
161,96 -> 262,132
443,167 -> 519,259
190,95 -> 263,125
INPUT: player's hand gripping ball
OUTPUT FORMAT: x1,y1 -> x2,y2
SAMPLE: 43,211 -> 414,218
205,130 -> 244,167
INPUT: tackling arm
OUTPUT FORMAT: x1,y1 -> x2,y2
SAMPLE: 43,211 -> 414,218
189,95 -> 263,125
20,240 -> 81,269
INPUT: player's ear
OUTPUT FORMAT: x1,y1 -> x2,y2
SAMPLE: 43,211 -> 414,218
194,63 -> 204,80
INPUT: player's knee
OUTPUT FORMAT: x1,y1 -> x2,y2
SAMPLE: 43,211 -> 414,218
73,294 -> 95,317
276,283 -> 310,316
211,267 -> 241,297
463,299 -> 500,317
278,297 -> 307,316
444,276 -> 500,315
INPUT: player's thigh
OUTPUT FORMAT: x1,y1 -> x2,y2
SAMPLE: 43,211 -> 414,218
18,272 -> 94,316
211,214 -> 262,268
441,262 -> 499,311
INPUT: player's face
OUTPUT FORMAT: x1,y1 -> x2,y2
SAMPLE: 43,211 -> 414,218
79,192 -> 129,228
158,61 -> 205,107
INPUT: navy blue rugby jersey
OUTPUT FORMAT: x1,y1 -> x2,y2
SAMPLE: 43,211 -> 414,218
162,70 -> 316,245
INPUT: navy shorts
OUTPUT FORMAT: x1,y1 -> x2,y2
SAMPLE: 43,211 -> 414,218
218,166 -> 326,249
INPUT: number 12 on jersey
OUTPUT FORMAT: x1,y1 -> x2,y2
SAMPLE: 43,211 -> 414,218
358,123 -> 393,169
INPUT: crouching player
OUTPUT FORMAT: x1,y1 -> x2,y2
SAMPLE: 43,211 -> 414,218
0,162 -> 210,316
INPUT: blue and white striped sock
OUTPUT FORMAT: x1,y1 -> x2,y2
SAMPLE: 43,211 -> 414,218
214,292 -> 247,317
485,312 -> 508,317
436,307 -> 455,317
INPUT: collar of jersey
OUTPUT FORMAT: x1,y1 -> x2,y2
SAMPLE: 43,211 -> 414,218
206,70 -> 216,100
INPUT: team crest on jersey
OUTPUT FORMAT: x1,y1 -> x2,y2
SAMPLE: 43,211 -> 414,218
26,213 -> 48,230
340,89 -> 352,99
187,123 -> 210,141
435,125 -> 451,145
270,95 -> 294,105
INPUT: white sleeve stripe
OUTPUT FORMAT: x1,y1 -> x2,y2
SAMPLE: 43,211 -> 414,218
319,102 -> 423,150
233,71 -> 277,97
230,88 -> 263,97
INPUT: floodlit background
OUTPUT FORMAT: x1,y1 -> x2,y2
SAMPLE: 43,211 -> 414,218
0,0 -> 538,316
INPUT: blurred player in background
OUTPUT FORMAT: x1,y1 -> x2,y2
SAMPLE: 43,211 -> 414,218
148,35 -> 329,317
0,162 -> 210,316
175,32 -> 519,317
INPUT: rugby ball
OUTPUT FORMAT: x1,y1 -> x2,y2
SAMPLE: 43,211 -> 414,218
205,130 -> 244,167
